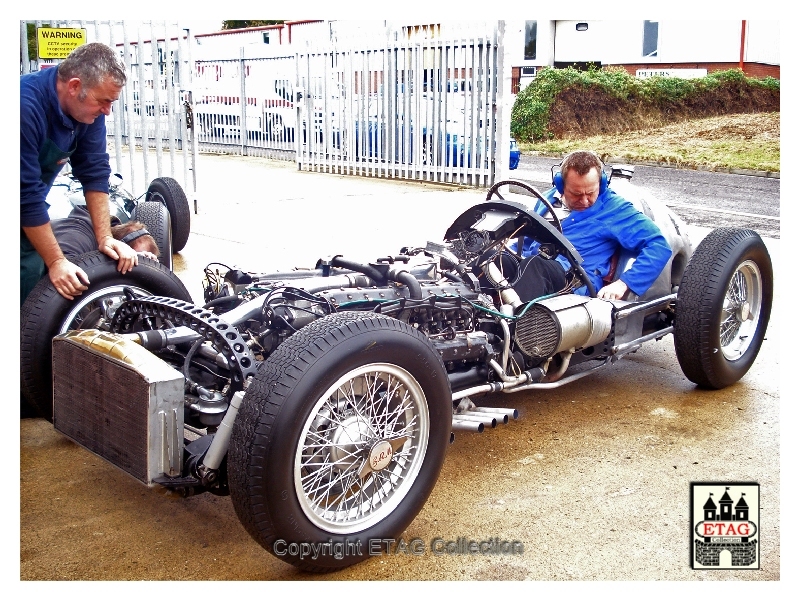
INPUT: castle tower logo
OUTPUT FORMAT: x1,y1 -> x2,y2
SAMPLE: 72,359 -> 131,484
690,482 -> 760,570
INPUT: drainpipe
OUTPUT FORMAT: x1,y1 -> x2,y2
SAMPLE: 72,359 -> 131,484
739,20 -> 746,73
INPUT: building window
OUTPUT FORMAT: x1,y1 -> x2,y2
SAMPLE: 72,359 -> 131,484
263,32 -> 270,44
643,20 -> 658,57
524,21 -> 537,60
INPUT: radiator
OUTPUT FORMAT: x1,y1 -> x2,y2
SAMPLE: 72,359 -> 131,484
52,330 -> 184,485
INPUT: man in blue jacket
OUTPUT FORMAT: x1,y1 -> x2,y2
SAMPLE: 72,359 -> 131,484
20,42 -> 138,304
515,150 -> 672,301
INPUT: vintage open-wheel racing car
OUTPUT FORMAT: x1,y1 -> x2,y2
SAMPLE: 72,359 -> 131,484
46,163 -> 192,269
20,167 -> 773,572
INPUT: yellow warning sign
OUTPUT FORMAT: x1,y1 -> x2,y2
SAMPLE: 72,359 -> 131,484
37,28 -> 87,59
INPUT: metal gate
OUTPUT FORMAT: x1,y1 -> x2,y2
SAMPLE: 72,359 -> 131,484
192,52 -> 298,160
186,25 -> 507,188
20,20 -> 196,199
295,32 -> 501,187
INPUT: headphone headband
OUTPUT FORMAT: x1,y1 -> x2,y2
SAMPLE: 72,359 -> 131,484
552,152 -> 608,195
120,228 -> 152,245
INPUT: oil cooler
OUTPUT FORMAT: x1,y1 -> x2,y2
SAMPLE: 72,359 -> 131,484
52,330 -> 185,486
514,295 -> 613,358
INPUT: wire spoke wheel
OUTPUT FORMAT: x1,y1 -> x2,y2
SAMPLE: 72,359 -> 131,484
229,312 -> 451,571
719,260 -> 762,360
295,363 -> 429,533
674,228 -> 773,389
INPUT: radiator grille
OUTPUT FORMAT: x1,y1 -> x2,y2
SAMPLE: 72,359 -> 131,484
514,305 -> 560,358
54,343 -> 150,481
52,332 -> 184,485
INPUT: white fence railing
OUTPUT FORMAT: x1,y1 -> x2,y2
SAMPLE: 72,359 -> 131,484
295,33 -> 500,187
192,53 -> 298,160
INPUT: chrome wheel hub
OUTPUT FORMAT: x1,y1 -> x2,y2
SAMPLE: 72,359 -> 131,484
720,260 -> 762,360
368,440 -> 394,471
329,415 -> 373,469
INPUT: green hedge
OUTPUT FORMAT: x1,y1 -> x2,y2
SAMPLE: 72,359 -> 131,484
511,66 -> 780,142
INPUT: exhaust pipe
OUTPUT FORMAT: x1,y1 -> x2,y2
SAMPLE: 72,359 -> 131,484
451,419 -> 485,433
460,410 -> 507,425
453,412 -> 497,428
470,406 -> 519,420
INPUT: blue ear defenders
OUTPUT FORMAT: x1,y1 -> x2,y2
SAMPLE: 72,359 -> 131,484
552,159 -> 609,195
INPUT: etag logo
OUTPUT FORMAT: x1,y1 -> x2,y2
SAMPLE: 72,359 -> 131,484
690,482 -> 760,570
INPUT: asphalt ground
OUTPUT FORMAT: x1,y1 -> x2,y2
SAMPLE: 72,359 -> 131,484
16,153 -> 792,590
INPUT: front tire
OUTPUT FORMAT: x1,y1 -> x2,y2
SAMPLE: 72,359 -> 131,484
20,252 -> 192,421
229,312 -> 452,572
674,228 -> 773,389
146,177 -> 191,252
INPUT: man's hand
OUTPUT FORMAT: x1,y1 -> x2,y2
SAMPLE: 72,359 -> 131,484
48,257 -> 90,300
85,190 -> 137,273
99,235 -> 138,273
597,279 -> 629,300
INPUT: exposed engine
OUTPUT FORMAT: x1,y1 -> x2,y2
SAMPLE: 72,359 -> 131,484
99,198 -> 634,440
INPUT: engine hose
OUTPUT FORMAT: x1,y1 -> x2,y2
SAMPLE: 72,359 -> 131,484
442,270 -> 464,283
577,268 -> 597,298
203,295 -> 242,310
391,270 -> 423,300
183,338 -> 204,390
330,256 -> 385,284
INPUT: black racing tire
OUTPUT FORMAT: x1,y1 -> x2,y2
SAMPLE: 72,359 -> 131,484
228,311 -> 452,572
486,179 -> 562,233
20,251 -> 192,421
674,228 -> 773,389
133,200 -> 173,270
146,176 -> 191,252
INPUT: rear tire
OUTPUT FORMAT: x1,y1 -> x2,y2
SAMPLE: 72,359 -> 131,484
229,311 -> 452,572
20,252 -> 192,421
146,176 -> 191,252
133,201 -> 172,270
674,228 -> 773,389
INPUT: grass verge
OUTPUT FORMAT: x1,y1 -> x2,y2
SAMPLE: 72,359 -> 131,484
518,112 -> 780,173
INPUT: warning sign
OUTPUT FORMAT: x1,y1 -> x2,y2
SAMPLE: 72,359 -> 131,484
37,28 -> 87,59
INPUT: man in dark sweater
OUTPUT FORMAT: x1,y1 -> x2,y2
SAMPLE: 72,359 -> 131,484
21,42 -> 139,304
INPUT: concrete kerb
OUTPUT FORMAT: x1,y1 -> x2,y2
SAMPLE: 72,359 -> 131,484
606,157 -> 780,179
